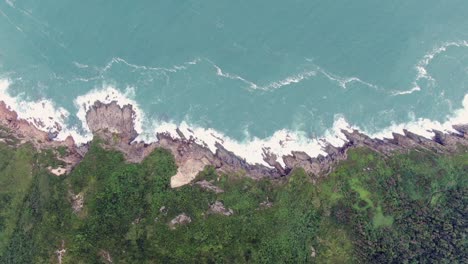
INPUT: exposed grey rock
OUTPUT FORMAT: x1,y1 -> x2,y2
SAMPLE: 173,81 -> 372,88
175,128 -> 187,140
208,201 -> 234,216
262,148 -> 287,175
453,124 -> 468,136
169,213 -> 192,229
83,101 -> 468,187
86,101 -> 138,143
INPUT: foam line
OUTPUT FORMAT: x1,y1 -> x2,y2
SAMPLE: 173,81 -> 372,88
411,40 -> 468,92
1,78 -> 468,167
1,39 -> 468,167
98,57 -> 200,76
209,60 -> 316,91
73,85 -> 147,143
0,78 -> 85,141
391,86 -> 421,96
316,67 -> 379,90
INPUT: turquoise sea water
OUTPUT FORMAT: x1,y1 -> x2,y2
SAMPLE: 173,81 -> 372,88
0,1 -> 467,153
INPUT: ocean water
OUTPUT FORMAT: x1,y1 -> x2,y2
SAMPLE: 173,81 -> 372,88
0,0 -> 467,165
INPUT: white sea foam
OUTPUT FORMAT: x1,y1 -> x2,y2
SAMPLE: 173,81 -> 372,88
1,39 -> 468,167
316,67 -> 379,90
210,61 -> 316,91
150,115 -> 355,167
0,78 -> 82,140
364,94 -> 468,140
210,62 -> 259,89
411,40 -> 468,91
1,77 -> 468,168
77,87 -> 467,167
73,85 -> 148,144
391,86 -> 421,96
99,57 -> 201,76
262,71 -> 316,90
73,61 -> 89,69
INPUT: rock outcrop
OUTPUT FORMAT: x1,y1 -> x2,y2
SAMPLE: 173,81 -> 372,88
86,101 -> 138,143
169,213 -> 192,229
0,101 -> 85,174
1,99 -> 467,188
83,101 -> 468,186
84,101 -> 283,187
208,201 -> 234,216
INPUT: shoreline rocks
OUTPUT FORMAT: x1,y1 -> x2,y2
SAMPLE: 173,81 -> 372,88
0,101 -> 85,175
1,100 -> 467,186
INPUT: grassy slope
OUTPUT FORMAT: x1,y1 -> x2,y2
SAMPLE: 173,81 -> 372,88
0,139 -> 466,263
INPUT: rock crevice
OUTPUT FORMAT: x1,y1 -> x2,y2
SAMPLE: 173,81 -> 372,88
1,100 -> 467,187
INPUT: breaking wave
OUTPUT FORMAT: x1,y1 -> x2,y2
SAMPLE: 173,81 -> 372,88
0,40 -> 467,167
1,78 -> 467,167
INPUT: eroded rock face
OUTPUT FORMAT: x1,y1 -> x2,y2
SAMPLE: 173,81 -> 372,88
82,101 -> 468,188
453,124 -> 468,136
84,101 -> 282,187
1,99 -> 468,189
0,101 -> 84,174
86,101 -> 138,143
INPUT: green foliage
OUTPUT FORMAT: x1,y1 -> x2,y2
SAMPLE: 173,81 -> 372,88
321,148 -> 468,263
0,143 -> 72,263
0,137 -> 466,263
0,143 -> 34,256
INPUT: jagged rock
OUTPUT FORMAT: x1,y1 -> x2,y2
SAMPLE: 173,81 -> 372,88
169,213 -> 192,229
195,180 -> 224,193
453,124 -> 468,137
283,151 -> 325,176
86,101 -> 138,143
175,128 -> 187,140
4,99 -> 467,191
48,131 -> 58,141
262,148 -> 287,175
0,101 -> 83,172
56,104 -> 468,186
433,129 -> 466,148
208,201 -> 234,216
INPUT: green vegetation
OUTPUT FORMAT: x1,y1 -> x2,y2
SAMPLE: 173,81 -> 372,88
0,137 -> 466,263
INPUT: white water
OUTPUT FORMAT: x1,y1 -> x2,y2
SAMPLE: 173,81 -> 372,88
1,78 -> 467,167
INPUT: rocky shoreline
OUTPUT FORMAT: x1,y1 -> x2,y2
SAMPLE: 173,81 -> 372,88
1,100 -> 467,187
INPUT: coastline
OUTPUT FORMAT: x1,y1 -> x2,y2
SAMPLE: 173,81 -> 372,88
0,97 -> 467,188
